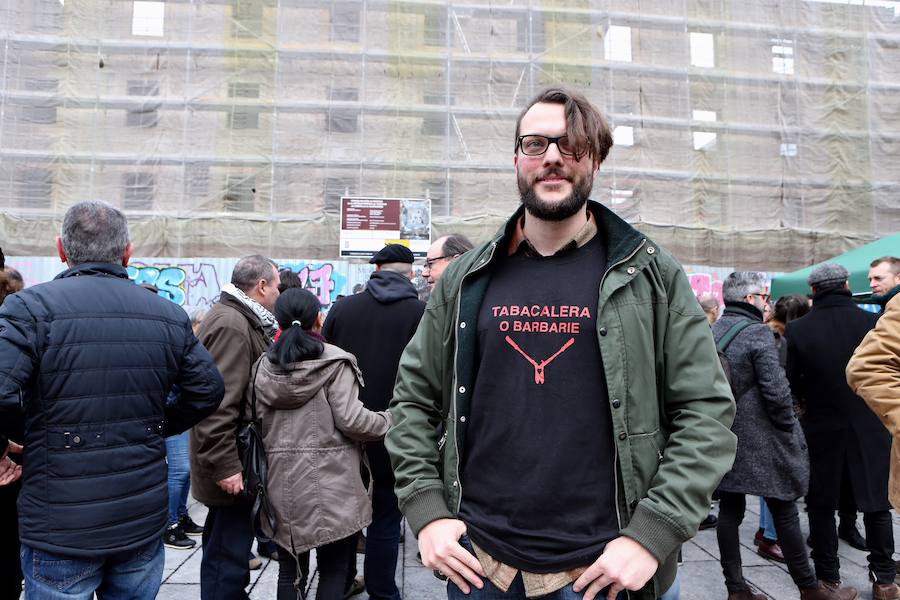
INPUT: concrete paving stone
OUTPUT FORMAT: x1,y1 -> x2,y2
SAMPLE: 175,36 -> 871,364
743,564 -> 801,599
154,583 -> 202,600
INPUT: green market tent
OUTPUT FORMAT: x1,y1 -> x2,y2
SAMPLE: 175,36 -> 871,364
771,233 -> 900,299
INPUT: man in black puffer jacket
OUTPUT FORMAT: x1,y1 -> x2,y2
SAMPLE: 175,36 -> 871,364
0,201 -> 225,599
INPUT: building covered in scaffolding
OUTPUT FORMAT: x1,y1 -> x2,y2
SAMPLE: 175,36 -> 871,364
1,0 -> 899,270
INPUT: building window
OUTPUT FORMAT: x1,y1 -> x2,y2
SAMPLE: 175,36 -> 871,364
186,164 -> 210,197
422,115 -> 446,136
424,178 -> 451,217
132,1 -> 165,37
326,87 -> 359,133
610,188 -> 635,206
331,3 -> 361,42
692,109 -> 717,151
772,39 -> 795,75
324,177 -> 357,213
32,0 -> 64,32
613,125 -> 634,147
224,174 -> 256,211
126,80 -> 160,128
17,167 -> 53,208
780,142 -> 798,157
604,26 -> 632,63
690,32 -> 715,68
228,82 -> 260,130
232,0 -> 263,39
123,173 -> 156,210
22,78 -> 58,124
424,8 -> 446,47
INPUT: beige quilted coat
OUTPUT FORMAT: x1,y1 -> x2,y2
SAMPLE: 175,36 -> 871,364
847,294 -> 900,511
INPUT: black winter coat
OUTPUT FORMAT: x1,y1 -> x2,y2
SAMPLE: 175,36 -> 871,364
0,263 -> 224,557
714,303 -> 809,500
322,270 -> 425,482
785,289 -> 888,511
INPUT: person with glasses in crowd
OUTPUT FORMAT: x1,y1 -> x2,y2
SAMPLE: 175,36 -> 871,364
423,234 -> 474,289
386,87 -> 738,600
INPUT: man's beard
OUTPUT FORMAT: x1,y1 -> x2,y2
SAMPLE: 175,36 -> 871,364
518,168 -> 592,222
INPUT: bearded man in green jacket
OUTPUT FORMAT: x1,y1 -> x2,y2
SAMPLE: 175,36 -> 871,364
386,87 -> 737,600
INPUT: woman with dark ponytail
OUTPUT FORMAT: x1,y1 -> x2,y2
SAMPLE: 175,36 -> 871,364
250,288 -> 392,600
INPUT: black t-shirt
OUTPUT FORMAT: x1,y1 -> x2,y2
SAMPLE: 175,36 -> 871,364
458,235 -> 618,572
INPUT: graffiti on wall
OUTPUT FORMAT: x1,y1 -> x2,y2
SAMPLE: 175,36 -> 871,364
279,262 -> 348,308
127,262 -> 221,308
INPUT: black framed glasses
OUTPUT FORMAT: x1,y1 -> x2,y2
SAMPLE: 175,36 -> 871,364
517,135 -> 575,157
750,292 -> 771,302
424,254 -> 457,269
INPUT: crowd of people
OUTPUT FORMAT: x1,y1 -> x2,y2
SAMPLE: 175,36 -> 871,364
0,86 -> 899,600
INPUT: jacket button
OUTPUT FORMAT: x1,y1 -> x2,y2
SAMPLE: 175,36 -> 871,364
452,481 -> 458,487
460,322 -> 466,329
458,386 -> 466,394
618,432 -> 627,440
72,435 -> 81,444
612,398 -> 621,409
460,416 -> 466,423
627,266 -> 636,275
647,247 -> 655,254
598,327 -> 608,336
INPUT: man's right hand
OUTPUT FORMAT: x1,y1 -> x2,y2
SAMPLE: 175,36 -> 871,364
0,441 -> 23,486
417,518 -> 485,594
216,472 -> 243,495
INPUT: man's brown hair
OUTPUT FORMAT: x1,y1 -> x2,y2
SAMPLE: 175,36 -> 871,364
514,87 -> 614,165
870,256 -> 900,274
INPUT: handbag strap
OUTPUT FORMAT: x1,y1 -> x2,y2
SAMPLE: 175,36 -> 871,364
240,357 -> 262,424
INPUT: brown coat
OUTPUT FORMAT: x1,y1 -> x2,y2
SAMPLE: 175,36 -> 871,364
190,293 -> 269,506
847,294 -> 900,511
251,344 -> 391,554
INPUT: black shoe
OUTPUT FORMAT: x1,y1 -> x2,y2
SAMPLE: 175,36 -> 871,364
839,523 -> 867,551
178,514 -> 204,537
257,539 -> 279,560
164,524 -> 197,550
699,513 -> 718,530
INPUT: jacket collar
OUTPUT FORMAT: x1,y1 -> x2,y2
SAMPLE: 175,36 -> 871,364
722,301 -> 764,322
219,291 -> 265,332
874,284 -> 900,308
491,200 -> 646,267
54,262 -> 129,281
811,287 -> 854,308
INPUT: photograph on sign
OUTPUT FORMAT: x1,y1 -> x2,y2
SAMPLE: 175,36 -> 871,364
340,197 -> 432,258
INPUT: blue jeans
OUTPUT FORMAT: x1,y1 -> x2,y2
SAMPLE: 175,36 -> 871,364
758,498 -> 777,541
658,572 -> 680,600
165,431 -> 191,527
364,478 -> 403,600
21,539 -> 164,600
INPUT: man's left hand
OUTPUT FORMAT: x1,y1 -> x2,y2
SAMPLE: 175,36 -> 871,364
572,536 -> 659,600
0,441 -> 23,486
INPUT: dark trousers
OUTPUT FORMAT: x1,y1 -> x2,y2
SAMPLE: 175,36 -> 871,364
364,480 -> 403,600
808,508 -> 895,583
277,535 -> 357,600
0,481 -> 21,600
276,545 -> 310,600
717,492 -> 816,593
200,503 -> 253,600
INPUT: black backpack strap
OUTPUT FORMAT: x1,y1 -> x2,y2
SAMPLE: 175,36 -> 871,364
716,320 -> 754,352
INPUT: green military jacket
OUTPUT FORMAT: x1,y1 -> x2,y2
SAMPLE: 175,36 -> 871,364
386,201 -> 737,598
